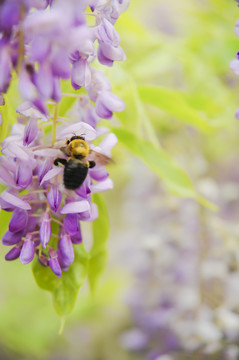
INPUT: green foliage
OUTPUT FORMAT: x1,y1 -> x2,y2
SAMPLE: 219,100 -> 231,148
0,202 -> 11,239
32,244 -> 88,316
0,101 -> 8,142
32,195 -> 110,315
88,193 -> 110,294
138,85 -> 214,133
113,127 -> 196,198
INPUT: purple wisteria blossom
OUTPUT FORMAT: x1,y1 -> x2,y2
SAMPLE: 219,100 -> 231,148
0,0 -> 128,115
0,117 -> 117,277
0,0 -> 127,277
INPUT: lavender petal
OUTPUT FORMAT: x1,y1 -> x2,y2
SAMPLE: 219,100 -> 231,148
2,230 -> 23,246
20,240 -> 35,265
49,251 -> 62,278
5,246 -> 21,261
0,190 -> 31,210
63,213 -> 79,236
16,162 -> 32,188
23,118 -> 38,146
39,212 -> 51,248
9,209 -> 28,232
71,58 -> 91,89
47,184 -> 62,212
59,233 -> 74,266
60,200 -> 90,214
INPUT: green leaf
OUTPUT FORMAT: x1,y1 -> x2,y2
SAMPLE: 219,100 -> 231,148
58,79 -> 84,117
113,127 -> 216,210
91,194 -> 109,256
32,244 -> 88,316
58,96 -> 77,118
88,249 -> 108,295
138,85 -> 213,133
0,100 -> 9,142
0,207 -> 11,239
114,73 -> 159,146
88,193 -> 110,293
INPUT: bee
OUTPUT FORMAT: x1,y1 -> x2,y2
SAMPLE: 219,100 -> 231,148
54,135 -> 111,190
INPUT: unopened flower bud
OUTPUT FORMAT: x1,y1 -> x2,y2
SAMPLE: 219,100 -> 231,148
49,249 -> 62,278
20,236 -> 35,264
58,233 -> 74,266
47,184 -> 62,212
5,246 -> 21,261
39,211 -> 51,248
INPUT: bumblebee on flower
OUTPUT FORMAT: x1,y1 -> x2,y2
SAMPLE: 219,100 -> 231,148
0,115 -> 117,277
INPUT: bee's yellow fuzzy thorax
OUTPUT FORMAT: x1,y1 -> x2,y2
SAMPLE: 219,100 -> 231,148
69,139 -> 90,159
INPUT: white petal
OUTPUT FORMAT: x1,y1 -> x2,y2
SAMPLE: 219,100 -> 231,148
0,191 -> 31,210
91,178 -> 113,193
61,200 -> 90,214
57,122 -> 96,141
40,167 -> 63,185
17,102 -> 48,121
33,148 -> 62,157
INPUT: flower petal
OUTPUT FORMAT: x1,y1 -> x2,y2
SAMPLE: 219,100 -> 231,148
18,67 -> 36,100
17,101 -> 48,121
47,184 -> 62,212
23,118 -> 39,146
2,230 -> 23,246
71,58 -> 91,89
100,43 -> 126,62
97,132 -> 118,157
91,178 -> 113,193
4,143 -> 31,161
71,229 -> 82,244
9,209 -> 28,232
90,166 -> 109,181
20,240 -> 35,264
16,162 -> 32,188
39,212 -> 51,248
40,166 -> 63,186
78,203 -> 98,222
0,191 -> 31,210
33,148 -> 62,157
63,213 -> 79,236
60,200 -> 90,214
230,59 -> 239,76
34,62 -> 53,99
57,122 -> 96,141
59,233 -> 74,266
5,246 -> 21,261
49,250 -> 62,277
0,165 -> 15,186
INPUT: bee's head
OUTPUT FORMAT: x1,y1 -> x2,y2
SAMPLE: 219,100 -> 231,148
66,135 -> 85,145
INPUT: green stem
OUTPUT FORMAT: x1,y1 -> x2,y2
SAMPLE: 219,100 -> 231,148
16,4 -> 26,73
52,103 -> 58,146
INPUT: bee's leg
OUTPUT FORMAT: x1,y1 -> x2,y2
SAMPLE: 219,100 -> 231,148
89,161 -> 96,168
54,158 -> 67,166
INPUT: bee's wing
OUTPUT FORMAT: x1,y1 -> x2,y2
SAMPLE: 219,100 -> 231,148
60,146 -> 71,156
89,150 -> 113,166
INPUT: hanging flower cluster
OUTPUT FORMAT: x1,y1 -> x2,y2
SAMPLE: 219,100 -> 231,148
0,0 -> 129,277
0,0 -> 128,115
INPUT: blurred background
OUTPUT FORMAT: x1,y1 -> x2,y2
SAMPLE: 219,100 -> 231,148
1,0 -> 239,359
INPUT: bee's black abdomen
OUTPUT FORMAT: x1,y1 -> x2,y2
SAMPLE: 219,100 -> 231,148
64,159 -> 88,190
